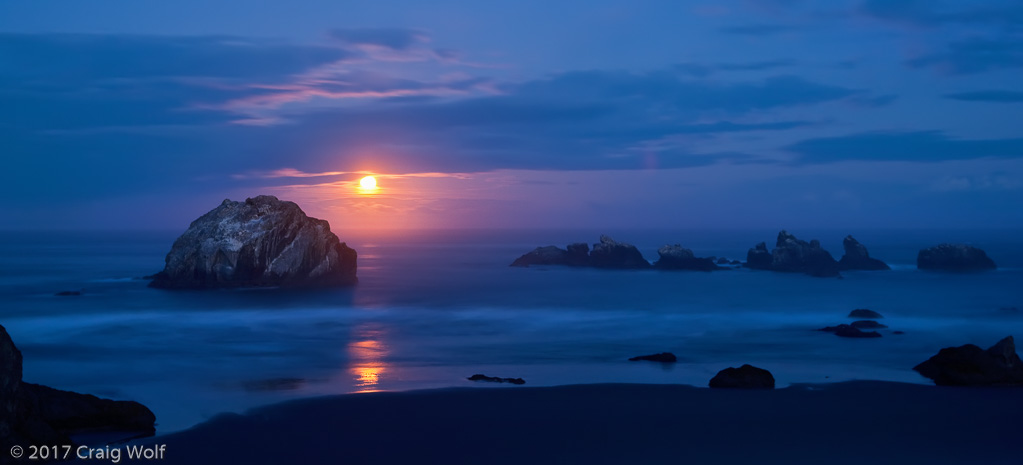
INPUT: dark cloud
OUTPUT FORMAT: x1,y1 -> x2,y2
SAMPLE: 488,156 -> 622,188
328,28 -> 426,50
906,38 -> 1023,75
859,0 -> 1023,28
787,131 -> 1023,164
944,90 -> 1023,102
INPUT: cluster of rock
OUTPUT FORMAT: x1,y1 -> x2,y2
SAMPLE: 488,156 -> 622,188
511,236 -> 650,269
914,336 -> 1023,386
917,244 -> 997,271
149,196 -> 357,289
746,231 -> 889,278
511,236 -> 722,271
1,325 -> 156,449
467,374 -> 526,385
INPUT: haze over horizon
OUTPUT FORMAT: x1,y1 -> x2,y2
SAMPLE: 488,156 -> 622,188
2,0 -> 1021,231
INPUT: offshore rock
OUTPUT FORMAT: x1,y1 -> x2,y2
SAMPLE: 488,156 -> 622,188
745,231 -> 840,277
838,236 -> 890,271
150,195 -> 357,289
914,336 -> 1023,386
917,244 -> 997,272
512,236 -> 649,269
628,352 -> 678,363
818,324 -> 882,338
510,246 -> 570,267
589,236 -> 650,269
709,364 -> 775,389
653,245 -> 719,271
467,374 -> 526,385
848,309 -> 883,319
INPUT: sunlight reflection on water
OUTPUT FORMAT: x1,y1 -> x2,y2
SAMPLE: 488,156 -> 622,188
347,325 -> 390,393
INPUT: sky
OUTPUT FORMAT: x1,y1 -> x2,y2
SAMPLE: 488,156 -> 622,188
1,0 -> 1021,231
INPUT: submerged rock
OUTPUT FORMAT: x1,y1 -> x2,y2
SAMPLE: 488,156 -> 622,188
848,309 -> 883,319
838,236 -> 890,271
628,352 -> 677,363
653,245 -> 718,271
745,231 -> 840,277
0,324 -> 155,449
149,196 -> 357,289
818,324 -> 882,338
914,336 -> 1023,386
709,364 -> 775,389
467,374 -> 526,385
917,244 -> 997,272
54,290 -> 82,297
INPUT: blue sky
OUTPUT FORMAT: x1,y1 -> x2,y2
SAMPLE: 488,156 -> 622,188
1,0 -> 1021,230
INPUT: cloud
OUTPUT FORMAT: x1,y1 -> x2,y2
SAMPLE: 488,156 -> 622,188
718,24 -> 800,35
944,90 -> 1023,102
858,0 -> 1023,28
906,38 -> 1023,75
787,131 -> 1023,164
328,28 -> 428,50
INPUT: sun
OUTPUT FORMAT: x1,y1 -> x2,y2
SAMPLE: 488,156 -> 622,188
359,176 -> 378,191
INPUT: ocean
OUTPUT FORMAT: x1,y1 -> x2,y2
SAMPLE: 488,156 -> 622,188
1,228 -> 1021,433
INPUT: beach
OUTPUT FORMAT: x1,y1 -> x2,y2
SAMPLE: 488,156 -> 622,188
136,380 -> 1023,465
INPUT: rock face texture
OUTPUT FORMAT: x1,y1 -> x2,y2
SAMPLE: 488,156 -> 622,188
511,236 -> 650,269
914,336 -> 1023,386
745,231 -> 840,277
709,364 -> 775,389
1,325 -> 156,449
837,236 -> 890,271
653,245 -> 719,271
917,244 -> 997,272
150,196 -> 357,289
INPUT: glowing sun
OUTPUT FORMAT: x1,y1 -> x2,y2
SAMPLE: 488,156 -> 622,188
359,176 -> 378,191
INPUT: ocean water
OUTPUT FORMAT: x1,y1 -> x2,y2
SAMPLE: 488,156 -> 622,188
1,228 -> 1021,433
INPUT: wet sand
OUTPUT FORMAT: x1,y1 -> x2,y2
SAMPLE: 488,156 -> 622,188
135,381 -> 1023,464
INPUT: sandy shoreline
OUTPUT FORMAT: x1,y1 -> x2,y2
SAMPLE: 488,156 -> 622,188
131,381 -> 1022,464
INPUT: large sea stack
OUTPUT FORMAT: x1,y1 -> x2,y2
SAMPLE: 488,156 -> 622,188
745,231 -> 840,277
917,244 -> 996,272
150,195 -> 357,289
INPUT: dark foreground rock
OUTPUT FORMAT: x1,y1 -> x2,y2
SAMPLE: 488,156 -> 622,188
511,236 -> 649,269
818,324 -> 882,338
709,364 -> 775,389
629,352 -> 677,363
848,309 -> 883,319
149,195 -> 357,289
1,324 -> 155,449
837,236 -> 890,271
917,244 -> 997,272
914,336 -> 1023,386
850,320 -> 888,329
745,231 -> 840,277
653,245 -> 718,271
467,374 -> 526,385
